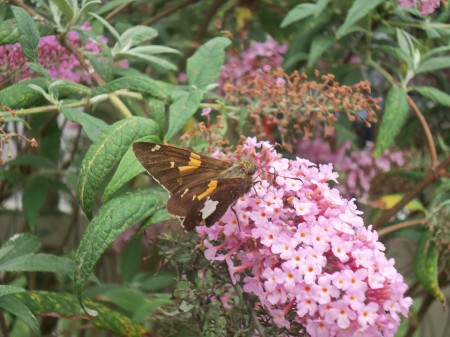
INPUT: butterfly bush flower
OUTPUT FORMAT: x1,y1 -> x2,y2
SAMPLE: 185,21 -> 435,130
0,23 -> 104,85
198,138 -> 412,337
399,0 -> 444,15
217,38 -> 287,93
297,139 -> 409,200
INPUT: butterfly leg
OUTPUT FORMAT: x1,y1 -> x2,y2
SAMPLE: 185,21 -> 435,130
231,206 -> 241,231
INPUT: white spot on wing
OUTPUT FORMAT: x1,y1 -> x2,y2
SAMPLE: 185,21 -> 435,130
201,198 -> 219,219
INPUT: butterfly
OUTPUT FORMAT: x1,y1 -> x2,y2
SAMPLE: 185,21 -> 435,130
132,142 -> 257,231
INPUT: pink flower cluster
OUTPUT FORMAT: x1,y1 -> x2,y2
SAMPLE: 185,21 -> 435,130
399,0 -> 443,15
217,39 -> 287,92
297,140 -> 408,200
198,138 -> 412,337
0,23 -> 103,85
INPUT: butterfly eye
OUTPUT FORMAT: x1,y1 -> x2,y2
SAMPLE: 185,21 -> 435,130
248,166 -> 256,175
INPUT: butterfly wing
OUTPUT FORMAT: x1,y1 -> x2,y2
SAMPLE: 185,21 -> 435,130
167,177 -> 252,231
132,142 -> 232,196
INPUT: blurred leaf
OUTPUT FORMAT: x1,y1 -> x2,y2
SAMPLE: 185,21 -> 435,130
133,295 -> 172,320
100,287 -> 147,312
120,239 -> 142,283
11,6 -> 40,62
113,26 -> 158,53
0,19 -> 19,45
22,176 -> 50,230
417,56 -> 450,74
283,11 -> 333,71
368,193 -> 426,213
0,285 -> 25,297
411,86 -> 450,107
415,230 -> 446,304
60,106 -> 108,141
26,62 -> 50,79
92,76 -> 169,100
75,190 -> 166,305
307,35 -> 334,68
0,254 -> 74,275
336,0 -> 384,39
102,134 -> 160,202
0,295 -> 40,336
396,29 -> 418,69
375,85 -> 409,156
52,0 -> 74,20
0,78 -> 47,109
280,3 -> 317,28
165,89 -> 203,141
15,291 -> 146,337
0,233 -> 41,263
147,98 -> 166,138
123,50 -> 177,71
4,155 -> 57,169
77,117 -> 159,218
187,37 -> 231,89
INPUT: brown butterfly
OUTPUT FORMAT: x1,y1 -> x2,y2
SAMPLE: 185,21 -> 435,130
132,142 -> 257,231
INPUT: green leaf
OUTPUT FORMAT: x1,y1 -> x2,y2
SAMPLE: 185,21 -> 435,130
15,291 -> 146,337
114,25 -> 158,52
4,155 -> 57,169
26,62 -> 50,79
77,117 -> 159,218
307,35 -> 334,68
0,78 -> 47,109
75,190 -> 166,304
103,135 -> 160,202
0,254 -> 74,275
165,89 -> 204,141
0,285 -> 25,298
147,98 -> 166,138
0,295 -> 40,336
52,0 -> 74,20
280,3 -> 317,28
375,85 -> 409,156
411,86 -> 450,107
315,0 -> 332,15
396,29 -> 417,69
187,37 -> 231,89
123,51 -> 178,71
22,176 -> 50,229
11,6 -> 40,62
0,233 -> 41,263
415,230 -> 446,303
92,76 -> 169,100
60,106 -> 108,141
120,240 -> 142,283
0,19 -> 19,45
416,56 -> 450,74
336,0 -> 384,39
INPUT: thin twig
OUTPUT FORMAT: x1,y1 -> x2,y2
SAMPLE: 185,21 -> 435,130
373,155 -> 450,229
105,1 -> 132,21
142,0 -> 200,26
60,36 -> 133,118
378,218 -> 426,237
8,0 -> 45,21
407,95 -> 438,167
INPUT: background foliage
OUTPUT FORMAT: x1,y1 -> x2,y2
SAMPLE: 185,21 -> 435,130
0,0 -> 449,336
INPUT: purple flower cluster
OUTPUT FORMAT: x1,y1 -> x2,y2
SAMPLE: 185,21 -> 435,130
217,39 -> 287,92
399,0 -> 443,15
198,138 -> 411,337
297,140 -> 408,200
0,23 -> 103,85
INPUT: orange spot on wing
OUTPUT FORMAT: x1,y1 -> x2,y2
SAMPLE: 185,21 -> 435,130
197,180 -> 218,200
179,165 -> 199,175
